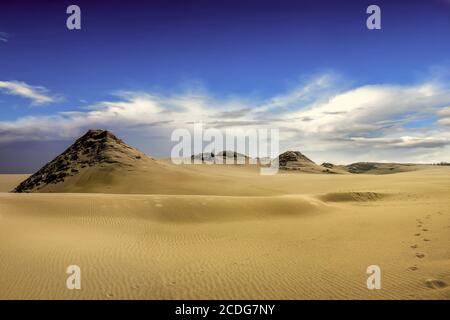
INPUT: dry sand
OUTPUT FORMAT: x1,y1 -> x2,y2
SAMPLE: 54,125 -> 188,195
1,166 -> 449,299
0,174 -> 29,193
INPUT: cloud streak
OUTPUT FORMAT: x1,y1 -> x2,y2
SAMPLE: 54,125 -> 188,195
0,80 -> 61,105
349,136 -> 450,149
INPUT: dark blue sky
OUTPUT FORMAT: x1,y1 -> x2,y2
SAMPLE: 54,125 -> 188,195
1,0 -> 449,117
1,0 -> 450,172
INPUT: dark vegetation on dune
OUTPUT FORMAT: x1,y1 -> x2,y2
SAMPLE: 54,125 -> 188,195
14,130 -> 144,193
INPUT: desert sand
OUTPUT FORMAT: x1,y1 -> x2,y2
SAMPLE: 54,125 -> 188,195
0,130 -> 449,299
0,167 -> 449,299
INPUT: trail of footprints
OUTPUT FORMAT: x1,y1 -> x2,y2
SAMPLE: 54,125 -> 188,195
408,210 -> 449,290
412,214 -> 431,260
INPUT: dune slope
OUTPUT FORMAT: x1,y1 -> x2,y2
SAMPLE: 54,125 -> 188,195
3,130 -> 450,299
1,167 -> 450,299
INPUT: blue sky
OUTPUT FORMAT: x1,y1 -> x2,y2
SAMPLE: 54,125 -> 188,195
1,0 -> 450,172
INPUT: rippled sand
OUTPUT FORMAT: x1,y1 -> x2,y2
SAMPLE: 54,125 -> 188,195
0,167 -> 449,299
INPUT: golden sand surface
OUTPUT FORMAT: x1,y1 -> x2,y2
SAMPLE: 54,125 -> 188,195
0,166 -> 449,299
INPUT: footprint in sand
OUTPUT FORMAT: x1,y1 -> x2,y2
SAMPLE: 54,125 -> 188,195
423,238 -> 431,242
422,228 -> 429,232
408,266 -> 419,271
410,245 -> 418,249
416,253 -> 425,258
414,233 -> 421,236
425,279 -> 448,289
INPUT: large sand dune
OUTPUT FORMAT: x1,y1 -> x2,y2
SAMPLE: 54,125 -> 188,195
1,166 -> 449,299
2,130 -> 449,299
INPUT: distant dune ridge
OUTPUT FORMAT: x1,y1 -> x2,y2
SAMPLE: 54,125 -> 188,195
191,151 -> 251,164
344,162 -> 427,174
13,129 -> 438,193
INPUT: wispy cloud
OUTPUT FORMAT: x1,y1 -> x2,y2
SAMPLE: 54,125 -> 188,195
349,136 -> 450,149
0,80 -> 61,105
1,74 -> 450,163
0,32 -> 9,43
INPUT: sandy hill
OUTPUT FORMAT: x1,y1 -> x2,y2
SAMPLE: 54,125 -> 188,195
344,162 -> 432,174
12,130 -> 443,194
277,150 -> 342,173
12,130 -> 273,195
191,152 -> 215,162
320,162 -> 351,174
14,130 -> 151,193
191,151 -> 251,164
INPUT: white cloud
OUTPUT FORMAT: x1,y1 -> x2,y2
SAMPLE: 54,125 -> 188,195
284,83 -> 448,135
0,80 -> 60,105
438,106 -> 450,126
1,74 -> 450,163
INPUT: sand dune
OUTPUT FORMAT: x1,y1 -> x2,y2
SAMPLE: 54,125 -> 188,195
344,162 -> 434,174
1,166 -> 450,299
277,150 -> 329,173
2,130 -> 449,299
14,130 -> 438,195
